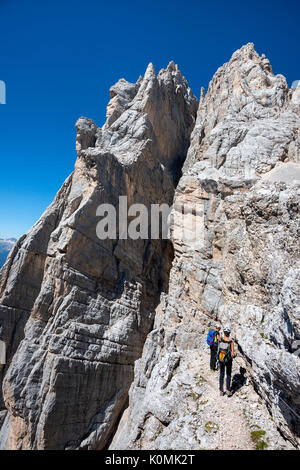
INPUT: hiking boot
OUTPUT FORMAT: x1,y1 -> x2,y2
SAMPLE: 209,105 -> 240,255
219,390 -> 224,396
226,390 -> 233,397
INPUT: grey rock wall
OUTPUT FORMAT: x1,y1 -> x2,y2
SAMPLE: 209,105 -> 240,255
1,43 -> 299,451
0,63 -> 197,449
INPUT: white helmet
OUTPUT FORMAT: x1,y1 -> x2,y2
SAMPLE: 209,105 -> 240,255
216,323 -> 221,330
224,325 -> 231,334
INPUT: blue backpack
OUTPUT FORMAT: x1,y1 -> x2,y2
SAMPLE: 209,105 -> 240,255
207,329 -> 217,346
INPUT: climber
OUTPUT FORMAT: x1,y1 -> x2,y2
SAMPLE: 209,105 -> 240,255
218,326 -> 235,396
207,324 -> 221,371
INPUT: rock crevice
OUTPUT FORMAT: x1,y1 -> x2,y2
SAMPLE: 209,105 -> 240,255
110,44 -> 300,450
0,63 -> 197,450
1,44 -> 299,450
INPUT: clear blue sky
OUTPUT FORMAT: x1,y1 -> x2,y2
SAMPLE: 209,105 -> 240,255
0,0 -> 299,239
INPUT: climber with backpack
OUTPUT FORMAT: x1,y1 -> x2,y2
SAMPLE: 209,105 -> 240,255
218,326 -> 235,396
207,324 -> 221,371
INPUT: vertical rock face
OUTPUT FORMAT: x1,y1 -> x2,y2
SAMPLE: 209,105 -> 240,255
1,44 -> 300,451
110,44 -> 300,450
0,63 -> 198,449
0,240 -> 17,269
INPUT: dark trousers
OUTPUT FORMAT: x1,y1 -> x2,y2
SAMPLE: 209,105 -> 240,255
210,346 -> 218,370
219,360 -> 232,391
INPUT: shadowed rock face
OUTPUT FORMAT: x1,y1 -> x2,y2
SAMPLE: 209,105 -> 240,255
110,44 -> 300,450
1,44 -> 300,451
0,63 -> 198,450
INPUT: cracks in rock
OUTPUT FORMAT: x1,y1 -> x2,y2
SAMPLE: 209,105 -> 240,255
73,387 -> 129,450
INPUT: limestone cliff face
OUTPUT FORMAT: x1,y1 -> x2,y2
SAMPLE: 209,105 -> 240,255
110,44 -> 300,450
1,44 -> 299,451
0,63 -> 198,449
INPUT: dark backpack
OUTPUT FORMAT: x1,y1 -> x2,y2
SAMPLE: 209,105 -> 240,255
207,329 -> 218,346
218,339 -> 232,364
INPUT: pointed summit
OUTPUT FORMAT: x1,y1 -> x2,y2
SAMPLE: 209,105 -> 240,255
167,61 -> 177,73
144,62 -> 156,79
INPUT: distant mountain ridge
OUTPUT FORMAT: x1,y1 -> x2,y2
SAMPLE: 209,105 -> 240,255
0,238 -> 17,268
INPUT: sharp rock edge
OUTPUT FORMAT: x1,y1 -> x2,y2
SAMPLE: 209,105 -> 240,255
1,43 -> 300,450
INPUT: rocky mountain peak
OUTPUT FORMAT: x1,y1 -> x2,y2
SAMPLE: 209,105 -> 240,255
0,45 -> 299,450
0,60 -> 197,450
184,43 -> 299,179
110,45 -> 300,451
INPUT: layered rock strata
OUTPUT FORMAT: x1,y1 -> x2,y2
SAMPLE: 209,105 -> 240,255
110,44 -> 300,449
1,43 -> 299,451
0,63 -> 198,449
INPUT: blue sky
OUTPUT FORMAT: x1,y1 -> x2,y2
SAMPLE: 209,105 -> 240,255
0,0 -> 299,239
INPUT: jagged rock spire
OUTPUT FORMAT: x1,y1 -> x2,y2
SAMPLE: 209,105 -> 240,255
0,60 -> 198,450
109,44 -> 300,451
